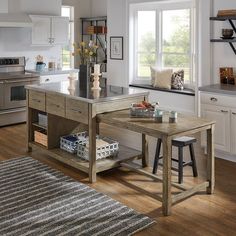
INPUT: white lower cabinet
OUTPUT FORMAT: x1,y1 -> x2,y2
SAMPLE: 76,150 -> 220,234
40,74 -> 69,84
230,109 -> 236,155
201,104 -> 230,152
200,91 -> 236,159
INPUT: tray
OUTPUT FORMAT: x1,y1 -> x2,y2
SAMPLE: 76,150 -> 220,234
77,136 -> 119,161
130,107 -> 154,118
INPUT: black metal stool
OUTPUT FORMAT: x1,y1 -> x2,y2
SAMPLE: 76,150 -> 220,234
152,136 -> 198,184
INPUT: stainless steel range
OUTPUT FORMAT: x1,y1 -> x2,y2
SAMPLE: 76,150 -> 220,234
0,57 -> 40,126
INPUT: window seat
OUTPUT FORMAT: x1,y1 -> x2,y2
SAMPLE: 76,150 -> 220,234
129,84 -> 195,96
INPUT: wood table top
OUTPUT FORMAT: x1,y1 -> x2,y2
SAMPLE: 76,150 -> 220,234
98,109 -> 215,137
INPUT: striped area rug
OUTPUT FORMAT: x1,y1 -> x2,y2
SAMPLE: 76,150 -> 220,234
0,157 -> 155,236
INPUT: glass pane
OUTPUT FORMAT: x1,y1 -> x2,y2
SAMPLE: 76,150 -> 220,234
163,54 -> 190,81
138,53 -> 156,78
137,11 -> 156,77
11,86 -> 26,101
61,7 -> 70,18
162,9 -> 190,54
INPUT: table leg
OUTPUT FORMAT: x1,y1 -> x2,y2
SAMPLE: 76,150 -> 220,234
162,136 -> 172,216
207,124 -> 215,194
142,134 -> 149,167
89,106 -> 97,183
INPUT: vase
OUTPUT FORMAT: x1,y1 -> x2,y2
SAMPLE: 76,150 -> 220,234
79,64 -> 90,89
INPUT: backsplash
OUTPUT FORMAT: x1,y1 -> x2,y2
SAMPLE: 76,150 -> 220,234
0,27 -> 62,70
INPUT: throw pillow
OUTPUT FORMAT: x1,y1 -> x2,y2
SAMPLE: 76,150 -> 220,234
171,70 -> 184,90
150,66 -> 173,89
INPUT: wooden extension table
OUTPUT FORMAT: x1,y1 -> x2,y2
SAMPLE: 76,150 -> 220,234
97,109 -> 215,216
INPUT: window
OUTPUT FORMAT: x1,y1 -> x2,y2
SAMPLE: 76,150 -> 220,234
130,1 -> 195,87
61,6 -> 74,69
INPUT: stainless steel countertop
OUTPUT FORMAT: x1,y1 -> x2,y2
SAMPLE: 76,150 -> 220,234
26,68 -> 79,76
199,84 -> 236,96
25,81 -> 149,104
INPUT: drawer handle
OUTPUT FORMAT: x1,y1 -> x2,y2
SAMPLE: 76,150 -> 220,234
71,108 -> 82,113
45,78 -> 50,82
221,110 -> 228,113
232,112 -> 236,115
32,98 -> 41,103
210,97 -> 218,102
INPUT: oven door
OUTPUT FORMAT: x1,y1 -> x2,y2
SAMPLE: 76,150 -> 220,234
2,77 -> 39,110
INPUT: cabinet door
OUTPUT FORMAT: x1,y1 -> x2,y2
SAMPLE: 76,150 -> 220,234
201,104 -> 230,152
40,74 -> 70,84
231,109 -> 236,155
51,17 -> 69,45
30,15 -> 51,45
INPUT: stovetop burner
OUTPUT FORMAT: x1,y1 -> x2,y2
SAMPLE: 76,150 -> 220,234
0,71 -> 38,80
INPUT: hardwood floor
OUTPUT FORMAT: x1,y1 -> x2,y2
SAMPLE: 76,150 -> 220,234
1,123 -> 236,236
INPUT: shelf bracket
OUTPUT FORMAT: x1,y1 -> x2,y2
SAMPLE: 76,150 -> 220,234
228,19 -> 236,34
229,42 -> 236,55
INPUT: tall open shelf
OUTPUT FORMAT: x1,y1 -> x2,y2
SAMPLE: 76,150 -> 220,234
210,16 -> 236,54
81,16 -> 107,72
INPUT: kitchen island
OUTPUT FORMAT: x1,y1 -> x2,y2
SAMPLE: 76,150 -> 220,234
25,81 -> 149,183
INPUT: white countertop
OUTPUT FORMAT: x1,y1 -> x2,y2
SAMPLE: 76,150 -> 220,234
26,68 -> 79,76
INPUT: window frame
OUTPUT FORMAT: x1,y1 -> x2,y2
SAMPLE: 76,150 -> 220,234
61,5 -> 74,69
129,0 -> 196,88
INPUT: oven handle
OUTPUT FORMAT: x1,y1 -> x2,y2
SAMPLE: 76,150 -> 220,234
2,78 -> 39,84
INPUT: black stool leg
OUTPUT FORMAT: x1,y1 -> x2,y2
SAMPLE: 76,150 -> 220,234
153,138 -> 162,174
178,147 -> 183,184
189,143 -> 198,177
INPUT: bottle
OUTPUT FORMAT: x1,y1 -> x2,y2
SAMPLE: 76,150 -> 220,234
154,106 -> 163,123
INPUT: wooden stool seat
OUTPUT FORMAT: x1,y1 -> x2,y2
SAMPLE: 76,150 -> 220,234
153,136 -> 198,184
172,136 -> 197,147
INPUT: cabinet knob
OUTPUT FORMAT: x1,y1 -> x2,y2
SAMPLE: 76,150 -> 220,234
45,78 -> 50,82
221,110 -> 228,113
210,97 -> 218,102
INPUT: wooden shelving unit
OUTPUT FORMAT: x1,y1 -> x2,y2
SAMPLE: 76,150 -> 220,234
210,16 -> 236,54
80,16 -> 107,71
29,142 -> 142,174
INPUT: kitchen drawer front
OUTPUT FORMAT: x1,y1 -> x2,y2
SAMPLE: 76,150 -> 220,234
28,91 -> 46,111
66,98 -> 88,124
200,92 -> 236,107
46,94 -> 65,117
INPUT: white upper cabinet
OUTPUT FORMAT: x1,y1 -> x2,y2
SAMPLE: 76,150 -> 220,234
31,16 -> 51,45
30,15 -> 69,46
51,17 -> 69,45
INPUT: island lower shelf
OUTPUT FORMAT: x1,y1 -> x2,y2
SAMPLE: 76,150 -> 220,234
29,142 -> 142,174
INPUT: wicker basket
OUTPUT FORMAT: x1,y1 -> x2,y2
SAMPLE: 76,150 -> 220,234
77,136 -> 119,161
60,132 -> 88,154
34,130 -> 47,147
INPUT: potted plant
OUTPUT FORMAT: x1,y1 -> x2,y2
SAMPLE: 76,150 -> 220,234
72,41 -> 98,89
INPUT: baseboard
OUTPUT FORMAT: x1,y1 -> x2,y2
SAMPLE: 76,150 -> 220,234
201,146 -> 236,163
215,150 -> 236,163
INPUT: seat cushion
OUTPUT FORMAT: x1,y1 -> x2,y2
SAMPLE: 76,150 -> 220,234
150,66 -> 173,89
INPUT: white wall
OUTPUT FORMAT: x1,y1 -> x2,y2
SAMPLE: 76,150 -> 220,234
107,0 -> 127,87
0,0 -> 8,13
211,0 -> 236,83
91,0 -> 107,16
62,0 -> 92,68
0,0 -> 63,69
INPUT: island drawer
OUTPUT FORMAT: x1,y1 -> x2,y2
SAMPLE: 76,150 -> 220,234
65,98 -> 88,124
28,91 -> 46,111
46,94 -> 65,117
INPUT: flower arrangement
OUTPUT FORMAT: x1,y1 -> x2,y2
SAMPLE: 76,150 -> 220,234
72,41 -> 98,65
